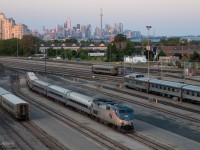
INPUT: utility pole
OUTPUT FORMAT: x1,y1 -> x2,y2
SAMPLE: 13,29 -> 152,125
146,26 -> 152,78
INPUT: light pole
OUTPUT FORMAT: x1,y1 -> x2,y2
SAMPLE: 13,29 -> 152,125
146,26 -> 152,78
41,44 -> 47,77
110,43 -> 113,62
17,41 -> 18,57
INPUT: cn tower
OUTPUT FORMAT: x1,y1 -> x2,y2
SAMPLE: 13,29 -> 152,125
100,8 -> 103,31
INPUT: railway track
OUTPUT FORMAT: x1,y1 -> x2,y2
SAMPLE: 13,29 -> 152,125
0,109 -> 46,150
20,121 -> 67,150
17,82 -> 173,150
15,89 -> 128,150
48,75 -> 200,124
127,133 -> 172,150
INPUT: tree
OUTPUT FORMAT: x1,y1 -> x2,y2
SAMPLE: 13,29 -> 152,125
114,34 -> 127,42
174,53 -> 182,60
157,50 -> 166,60
106,43 -> 117,62
144,50 -> 154,61
20,35 -> 36,56
189,51 -> 200,62
77,49 -> 88,60
124,41 -> 132,56
61,49 -> 73,60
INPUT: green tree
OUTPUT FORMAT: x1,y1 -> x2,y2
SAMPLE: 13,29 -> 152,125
189,51 -> 200,62
20,35 -> 36,56
114,34 -> 127,42
174,53 -> 182,60
106,43 -> 117,62
124,41 -> 132,56
77,49 -> 88,60
61,49 -> 73,60
157,50 -> 166,60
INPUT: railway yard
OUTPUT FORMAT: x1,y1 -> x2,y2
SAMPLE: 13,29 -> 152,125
0,57 -> 200,150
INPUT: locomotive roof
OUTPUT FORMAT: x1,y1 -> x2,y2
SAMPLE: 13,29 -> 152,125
134,77 -> 151,82
0,87 -> 10,95
48,85 -> 71,93
2,93 -> 28,105
182,85 -> 200,92
149,79 -> 187,88
92,99 -> 133,111
68,92 -> 94,106
92,65 -> 117,69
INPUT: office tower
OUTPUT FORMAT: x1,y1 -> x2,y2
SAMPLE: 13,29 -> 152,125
66,19 -> 71,29
118,23 -> 123,33
77,24 -> 80,30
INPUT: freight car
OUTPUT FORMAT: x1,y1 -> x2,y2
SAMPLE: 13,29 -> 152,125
26,72 -> 134,132
92,65 -> 119,75
125,73 -> 200,103
0,87 -> 30,120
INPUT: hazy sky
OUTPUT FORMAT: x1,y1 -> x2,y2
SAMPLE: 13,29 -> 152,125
1,0 -> 200,36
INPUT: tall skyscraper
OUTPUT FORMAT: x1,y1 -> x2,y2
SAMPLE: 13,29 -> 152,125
100,8 -> 103,32
77,24 -> 80,30
66,19 -> 71,29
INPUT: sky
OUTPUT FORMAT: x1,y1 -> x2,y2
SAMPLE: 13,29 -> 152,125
1,0 -> 200,36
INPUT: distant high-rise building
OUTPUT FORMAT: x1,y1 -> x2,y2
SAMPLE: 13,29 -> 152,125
66,19 -> 71,29
0,12 -> 30,39
132,31 -> 141,37
12,24 -> 30,39
100,8 -> 103,32
77,24 -> 80,30
118,23 -> 123,33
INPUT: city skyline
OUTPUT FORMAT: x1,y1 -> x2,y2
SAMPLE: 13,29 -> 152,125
1,0 -> 200,36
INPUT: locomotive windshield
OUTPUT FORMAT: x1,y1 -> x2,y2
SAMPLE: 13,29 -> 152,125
116,109 -> 134,121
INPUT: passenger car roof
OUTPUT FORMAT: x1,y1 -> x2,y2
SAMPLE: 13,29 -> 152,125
2,93 -> 28,105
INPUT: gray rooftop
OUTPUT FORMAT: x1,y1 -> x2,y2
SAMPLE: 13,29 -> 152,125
48,85 -> 71,93
182,85 -> 200,92
0,87 -> 10,95
149,79 -> 187,88
2,93 -> 28,105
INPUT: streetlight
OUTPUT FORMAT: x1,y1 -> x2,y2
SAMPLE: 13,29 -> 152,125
146,26 -> 152,78
17,41 -> 18,57
41,43 -> 47,77
110,43 -> 113,62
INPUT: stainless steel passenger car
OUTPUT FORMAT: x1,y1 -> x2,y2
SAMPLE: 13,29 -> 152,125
26,72 -> 38,89
182,85 -> 200,103
67,92 -> 94,114
149,79 -> 186,98
32,80 -> 50,95
0,88 -> 29,120
47,85 -> 71,103
92,65 -> 119,75
125,74 -> 150,92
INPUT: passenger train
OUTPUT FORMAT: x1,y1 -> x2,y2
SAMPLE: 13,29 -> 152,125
26,72 -> 134,132
92,65 -> 119,76
0,87 -> 30,120
125,73 -> 200,103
